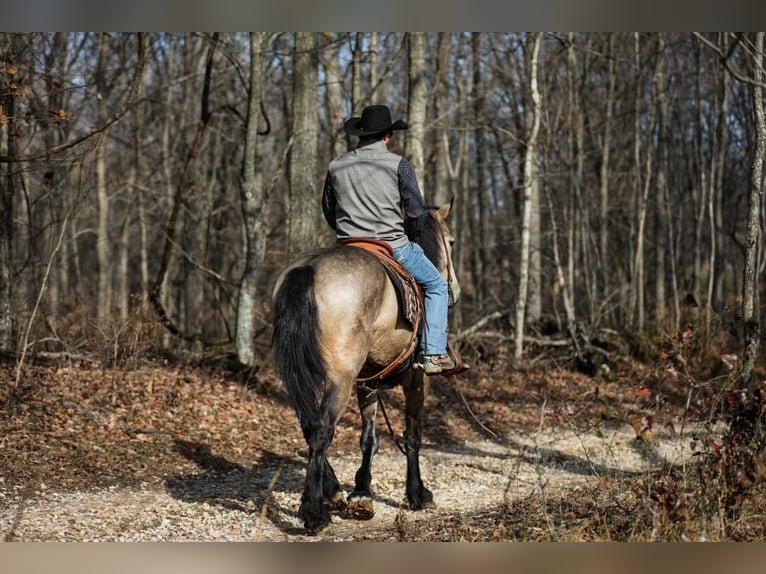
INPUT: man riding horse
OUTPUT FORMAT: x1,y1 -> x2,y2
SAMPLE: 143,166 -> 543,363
321,104 -> 467,376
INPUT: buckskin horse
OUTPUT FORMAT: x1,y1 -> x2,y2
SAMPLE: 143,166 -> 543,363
271,201 -> 461,534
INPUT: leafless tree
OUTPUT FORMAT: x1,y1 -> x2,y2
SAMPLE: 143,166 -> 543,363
514,32 -> 542,360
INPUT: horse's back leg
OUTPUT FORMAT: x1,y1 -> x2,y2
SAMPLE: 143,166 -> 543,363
298,379 -> 353,533
402,369 -> 434,510
347,385 -> 379,519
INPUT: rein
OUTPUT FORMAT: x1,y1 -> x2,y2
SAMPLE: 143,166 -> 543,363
378,396 -> 407,455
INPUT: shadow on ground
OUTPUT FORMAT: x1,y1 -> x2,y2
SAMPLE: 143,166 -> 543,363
165,439 -> 308,535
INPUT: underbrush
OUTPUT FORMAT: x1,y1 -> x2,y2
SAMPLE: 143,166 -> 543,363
502,307 -> 766,542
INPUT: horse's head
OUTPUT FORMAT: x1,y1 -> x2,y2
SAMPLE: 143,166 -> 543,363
418,198 -> 461,307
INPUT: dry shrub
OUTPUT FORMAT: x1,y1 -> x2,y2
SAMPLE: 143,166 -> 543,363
633,303 -> 766,540
29,297 -> 165,368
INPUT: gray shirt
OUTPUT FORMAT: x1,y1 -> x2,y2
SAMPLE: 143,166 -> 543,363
322,140 -> 429,249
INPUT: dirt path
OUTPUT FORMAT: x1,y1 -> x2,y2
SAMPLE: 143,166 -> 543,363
1,421 -> 705,541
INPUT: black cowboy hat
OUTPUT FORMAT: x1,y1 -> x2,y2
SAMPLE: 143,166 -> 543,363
343,105 -> 408,137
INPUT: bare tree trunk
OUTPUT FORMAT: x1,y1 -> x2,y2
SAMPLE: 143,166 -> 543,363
443,35 -> 469,329
632,34 -> 659,332
565,34 -> 583,326
545,184 -> 579,355
712,37 -> 729,310
514,32 -> 542,360
235,32 -> 269,367
741,32 -> 765,387
471,33 -> 491,306
654,34 -> 668,328
369,32 -> 378,94
287,32 -> 319,259
348,33 -> 364,150
95,33 -> 112,325
119,59 -> 146,322
692,42 -> 708,307
44,32 -> 69,315
527,174 -> 542,322
599,33 -> 616,322
321,34 -> 346,159
432,33 -> 452,206
405,32 -> 427,193
570,35 -> 592,325
0,33 -> 15,353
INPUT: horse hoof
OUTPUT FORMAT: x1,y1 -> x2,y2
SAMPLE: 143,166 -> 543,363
303,514 -> 332,535
305,520 -> 331,535
300,502 -> 332,534
347,494 -> 375,520
324,491 -> 348,514
408,489 -> 435,510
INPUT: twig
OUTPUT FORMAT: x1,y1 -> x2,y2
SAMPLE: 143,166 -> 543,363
14,209 -> 72,389
452,375 -> 497,439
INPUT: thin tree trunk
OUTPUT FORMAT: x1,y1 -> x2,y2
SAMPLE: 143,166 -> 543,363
471,33 -> 491,306
322,34 -> 346,159
514,32 -> 542,361
545,184 -> 580,356
654,34 -> 668,328
599,33 -> 616,322
566,34 -> 583,326
369,32 -> 378,94
711,35 -> 729,311
45,32 -> 69,315
432,33 -> 451,206
287,32 -> 319,259
159,35 -> 182,348
235,32 -> 269,366
692,42 -> 708,307
527,174 -> 542,322
95,33 -> 112,325
632,34 -> 659,332
118,203 -> 130,322
565,36 -> 582,320
0,33 -> 15,353
741,32 -> 765,387
348,33 -> 364,150
405,32 -> 427,193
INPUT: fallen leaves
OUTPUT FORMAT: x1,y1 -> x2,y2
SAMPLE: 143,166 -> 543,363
0,362 -> 297,490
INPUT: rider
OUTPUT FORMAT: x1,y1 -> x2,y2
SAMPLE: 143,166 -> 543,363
321,104 -> 462,375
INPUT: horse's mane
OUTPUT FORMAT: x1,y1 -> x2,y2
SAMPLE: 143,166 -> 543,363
414,209 -> 443,271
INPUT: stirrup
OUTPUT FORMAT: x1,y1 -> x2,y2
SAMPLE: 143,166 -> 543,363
422,354 -> 456,375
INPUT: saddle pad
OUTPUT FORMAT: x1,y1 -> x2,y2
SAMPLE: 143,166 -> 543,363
340,238 -> 423,329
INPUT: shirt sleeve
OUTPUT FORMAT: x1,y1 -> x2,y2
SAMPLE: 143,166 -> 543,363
321,171 -> 337,230
398,158 -> 429,240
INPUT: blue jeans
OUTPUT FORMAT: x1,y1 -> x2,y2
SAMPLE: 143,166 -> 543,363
393,242 -> 448,356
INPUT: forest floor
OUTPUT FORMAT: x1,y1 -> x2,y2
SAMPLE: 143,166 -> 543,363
0,340 -> 762,542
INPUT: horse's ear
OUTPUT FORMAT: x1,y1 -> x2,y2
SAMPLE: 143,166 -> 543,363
437,196 -> 454,220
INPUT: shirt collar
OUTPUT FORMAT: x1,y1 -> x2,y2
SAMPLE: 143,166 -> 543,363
356,140 -> 388,152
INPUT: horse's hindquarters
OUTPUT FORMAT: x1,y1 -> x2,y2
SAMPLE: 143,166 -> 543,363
312,248 -> 412,378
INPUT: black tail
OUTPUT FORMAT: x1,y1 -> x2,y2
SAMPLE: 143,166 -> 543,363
272,265 -> 326,431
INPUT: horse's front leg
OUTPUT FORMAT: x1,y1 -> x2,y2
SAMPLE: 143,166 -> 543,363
402,369 -> 434,510
347,385 -> 379,520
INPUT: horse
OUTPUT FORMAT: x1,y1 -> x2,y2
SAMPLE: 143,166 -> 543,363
271,200 -> 460,534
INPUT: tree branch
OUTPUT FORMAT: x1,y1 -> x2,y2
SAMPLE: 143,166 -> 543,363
0,33 -> 148,163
